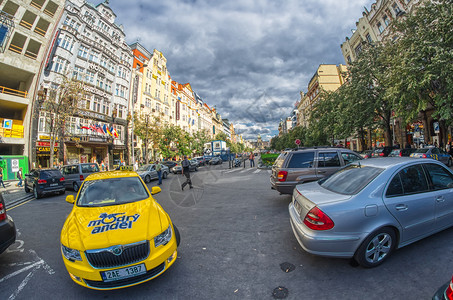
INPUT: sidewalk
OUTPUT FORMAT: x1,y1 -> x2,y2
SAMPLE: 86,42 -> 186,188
0,180 -> 33,208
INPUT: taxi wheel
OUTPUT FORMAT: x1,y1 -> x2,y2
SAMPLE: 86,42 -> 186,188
354,227 -> 396,268
73,182 -> 79,192
173,225 -> 181,247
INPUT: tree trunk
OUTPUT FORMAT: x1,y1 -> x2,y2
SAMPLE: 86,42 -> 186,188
421,111 -> 430,144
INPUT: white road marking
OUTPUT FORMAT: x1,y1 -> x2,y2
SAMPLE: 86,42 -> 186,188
8,270 -> 35,300
253,169 -> 261,174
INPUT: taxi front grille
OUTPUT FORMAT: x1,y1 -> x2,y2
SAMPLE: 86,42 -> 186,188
85,240 -> 150,269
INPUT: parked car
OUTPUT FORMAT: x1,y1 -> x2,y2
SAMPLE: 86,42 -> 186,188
0,193 -> 16,254
24,168 -> 65,199
371,146 -> 394,157
61,163 -> 100,192
208,157 -> 223,165
410,147 -> 452,166
289,157 -> 453,267
136,164 -> 169,183
388,148 -> 417,157
270,147 -> 362,195
359,150 -> 373,159
433,274 -> 453,300
193,157 -> 206,166
171,161 -> 198,174
161,161 -> 177,169
61,166 -> 180,290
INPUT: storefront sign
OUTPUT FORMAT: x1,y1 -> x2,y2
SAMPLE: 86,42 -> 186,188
77,109 -> 107,121
89,136 -> 108,143
37,141 -> 59,147
37,147 -> 59,154
82,85 -> 109,100
39,135 -> 58,141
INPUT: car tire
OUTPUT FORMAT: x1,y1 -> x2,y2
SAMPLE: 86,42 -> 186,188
73,182 -> 80,192
33,186 -> 41,199
163,172 -> 168,179
24,185 -> 30,193
145,175 -> 151,183
354,227 -> 396,268
173,224 -> 181,247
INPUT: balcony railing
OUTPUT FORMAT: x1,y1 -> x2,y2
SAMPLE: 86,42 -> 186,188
0,86 -> 28,98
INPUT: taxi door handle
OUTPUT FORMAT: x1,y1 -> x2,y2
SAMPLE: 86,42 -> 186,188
395,204 -> 408,211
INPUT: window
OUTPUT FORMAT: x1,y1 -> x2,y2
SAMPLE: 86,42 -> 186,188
318,152 -> 340,168
78,45 -> 88,59
377,22 -> 384,33
354,43 -> 362,56
393,4 -> 402,15
341,153 -> 362,165
424,164 -> 453,190
383,15 -> 390,27
399,165 -> 429,194
366,33 -> 373,44
386,173 -> 404,197
54,57 -> 65,73
89,51 -> 99,63
287,152 -> 314,168
73,66 -> 84,81
85,70 -> 94,84
347,55 -> 351,63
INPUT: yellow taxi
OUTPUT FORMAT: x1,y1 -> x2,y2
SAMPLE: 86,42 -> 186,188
60,166 -> 179,290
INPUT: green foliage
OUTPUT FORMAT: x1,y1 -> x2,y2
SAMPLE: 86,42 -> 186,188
261,153 -> 279,166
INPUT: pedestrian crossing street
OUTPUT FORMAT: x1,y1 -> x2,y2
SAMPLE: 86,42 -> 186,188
222,167 -> 271,175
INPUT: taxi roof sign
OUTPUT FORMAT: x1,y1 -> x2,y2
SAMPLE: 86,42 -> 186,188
119,166 -> 133,171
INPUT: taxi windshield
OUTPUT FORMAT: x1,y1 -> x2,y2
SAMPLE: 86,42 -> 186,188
77,177 -> 149,207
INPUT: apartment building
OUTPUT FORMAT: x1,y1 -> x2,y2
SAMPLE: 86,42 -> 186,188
297,64 -> 347,128
35,0 -> 133,168
0,0 -> 64,174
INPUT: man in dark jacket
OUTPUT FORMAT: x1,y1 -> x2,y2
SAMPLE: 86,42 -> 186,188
181,156 -> 193,190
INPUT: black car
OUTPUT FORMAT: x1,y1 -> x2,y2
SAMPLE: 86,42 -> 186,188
24,168 -> 66,199
0,193 -> 16,254
208,157 -> 223,165
388,148 -> 417,157
371,146 -> 394,158
161,161 -> 178,169
193,157 -> 207,166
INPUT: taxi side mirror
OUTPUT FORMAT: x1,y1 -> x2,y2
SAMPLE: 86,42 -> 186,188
66,195 -> 75,204
151,186 -> 161,195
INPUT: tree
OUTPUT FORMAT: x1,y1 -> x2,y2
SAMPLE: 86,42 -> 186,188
134,114 -> 162,164
159,123 -> 183,159
388,0 -> 453,145
38,75 -> 88,167
192,130 -> 210,156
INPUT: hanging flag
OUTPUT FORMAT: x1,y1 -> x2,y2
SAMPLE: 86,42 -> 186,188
112,127 -> 119,138
95,124 -> 104,134
103,124 -> 112,136
90,124 -> 96,131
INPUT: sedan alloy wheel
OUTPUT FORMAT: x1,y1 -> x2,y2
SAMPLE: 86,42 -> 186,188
355,227 -> 396,268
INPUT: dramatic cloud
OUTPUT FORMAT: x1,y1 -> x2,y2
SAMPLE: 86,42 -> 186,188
109,0 -> 375,140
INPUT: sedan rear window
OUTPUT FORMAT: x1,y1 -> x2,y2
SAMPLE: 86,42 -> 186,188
40,170 -> 63,179
319,165 -> 383,195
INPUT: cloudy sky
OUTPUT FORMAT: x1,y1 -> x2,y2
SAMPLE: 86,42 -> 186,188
108,0 -> 375,141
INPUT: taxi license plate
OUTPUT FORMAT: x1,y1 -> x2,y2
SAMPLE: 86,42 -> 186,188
101,263 -> 146,282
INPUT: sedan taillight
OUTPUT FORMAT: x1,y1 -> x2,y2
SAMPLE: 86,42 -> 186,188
0,202 -> 6,221
277,171 -> 288,182
446,275 -> 453,300
303,207 -> 334,230
37,179 -> 47,184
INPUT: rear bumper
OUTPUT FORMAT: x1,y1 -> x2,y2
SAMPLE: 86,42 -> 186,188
288,202 -> 360,258
270,178 -> 295,195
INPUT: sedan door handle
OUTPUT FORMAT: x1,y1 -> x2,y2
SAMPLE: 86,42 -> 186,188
318,170 -> 326,174
436,197 -> 445,203
395,204 -> 408,211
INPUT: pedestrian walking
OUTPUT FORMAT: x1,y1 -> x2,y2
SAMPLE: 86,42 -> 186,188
16,167 -> 23,187
155,160 -> 163,185
181,156 -> 193,190
101,160 -> 105,171
249,152 -> 255,168
0,167 -> 6,188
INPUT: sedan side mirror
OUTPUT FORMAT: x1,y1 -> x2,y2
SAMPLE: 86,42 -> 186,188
66,195 -> 75,204
151,186 -> 161,195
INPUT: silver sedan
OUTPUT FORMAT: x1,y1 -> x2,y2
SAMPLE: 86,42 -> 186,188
136,164 -> 169,183
289,157 -> 453,267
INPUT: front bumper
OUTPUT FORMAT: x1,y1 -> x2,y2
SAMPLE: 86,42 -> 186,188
63,239 -> 177,290
288,202 -> 361,258
0,215 -> 16,254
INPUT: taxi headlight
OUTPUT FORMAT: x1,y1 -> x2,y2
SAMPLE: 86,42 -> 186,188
62,245 -> 82,261
154,225 -> 172,247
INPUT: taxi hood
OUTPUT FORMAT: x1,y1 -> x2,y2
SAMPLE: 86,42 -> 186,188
61,199 -> 170,250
